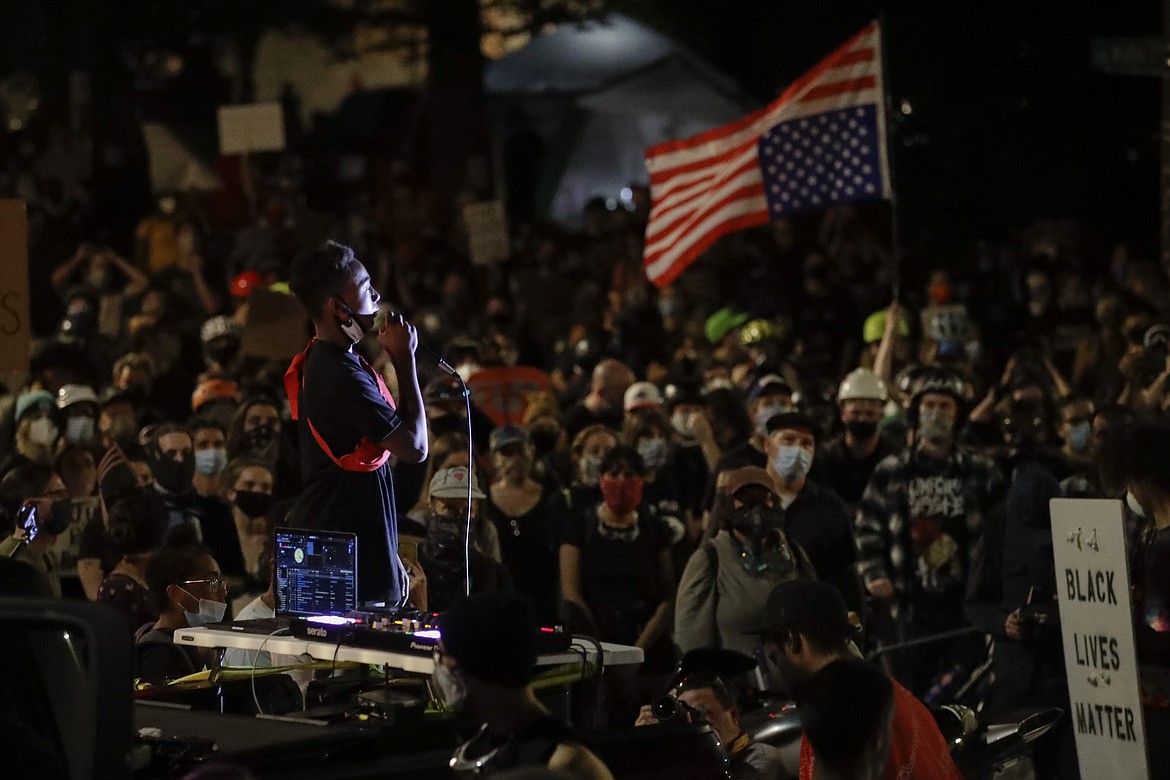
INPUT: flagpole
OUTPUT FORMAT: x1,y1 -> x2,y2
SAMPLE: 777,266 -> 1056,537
878,13 -> 902,301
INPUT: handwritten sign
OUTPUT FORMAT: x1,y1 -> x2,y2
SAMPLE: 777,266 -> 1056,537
1050,498 -> 1150,779
462,200 -> 509,266
0,200 -> 29,373
217,103 -> 286,156
240,287 -> 311,361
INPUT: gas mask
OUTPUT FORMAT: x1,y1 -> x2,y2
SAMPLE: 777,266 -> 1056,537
726,504 -> 794,577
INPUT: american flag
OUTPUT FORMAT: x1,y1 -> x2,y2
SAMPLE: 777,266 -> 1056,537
643,22 -> 890,287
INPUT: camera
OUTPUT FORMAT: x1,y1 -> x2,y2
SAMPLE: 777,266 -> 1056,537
651,695 -> 701,723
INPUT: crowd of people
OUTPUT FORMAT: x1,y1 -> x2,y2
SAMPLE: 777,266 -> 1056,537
6,109 -> 1170,778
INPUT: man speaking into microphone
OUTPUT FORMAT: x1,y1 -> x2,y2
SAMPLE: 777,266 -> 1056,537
286,241 -> 428,606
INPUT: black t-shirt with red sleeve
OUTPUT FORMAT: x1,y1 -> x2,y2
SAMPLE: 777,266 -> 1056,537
290,339 -> 404,604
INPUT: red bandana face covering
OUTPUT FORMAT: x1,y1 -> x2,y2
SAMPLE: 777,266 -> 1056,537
599,476 -> 644,514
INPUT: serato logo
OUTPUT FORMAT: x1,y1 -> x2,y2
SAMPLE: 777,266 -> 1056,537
307,626 -> 327,638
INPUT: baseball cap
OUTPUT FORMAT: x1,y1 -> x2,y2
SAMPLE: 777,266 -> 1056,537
424,376 -> 468,403
765,411 -> 819,440
489,425 -> 530,452
56,384 -> 99,411
724,466 -> 777,497
624,381 -> 662,413
705,308 -> 751,345
429,466 -> 486,499
15,390 -> 54,422
747,374 -> 794,404
744,580 -> 851,638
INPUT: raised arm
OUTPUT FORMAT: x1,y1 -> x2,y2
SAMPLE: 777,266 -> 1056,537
376,313 -> 427,463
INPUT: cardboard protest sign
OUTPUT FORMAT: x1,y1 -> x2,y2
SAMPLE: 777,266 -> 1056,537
0,200 -> 29,373
462,200 -> 510,266
465,366 -> 550,427
217,103 -> 286,156
240,287 -> 311,361
1050,498 -> 1150,779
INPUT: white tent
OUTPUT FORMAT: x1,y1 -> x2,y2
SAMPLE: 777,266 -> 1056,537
485,14 -> 753,227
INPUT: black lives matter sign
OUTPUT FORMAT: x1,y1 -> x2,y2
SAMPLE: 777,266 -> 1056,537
1051,498 -> 1150,778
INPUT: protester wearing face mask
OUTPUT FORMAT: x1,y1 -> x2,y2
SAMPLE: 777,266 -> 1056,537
702,375 -> 794,513
1054,395 -> 1095,493
138,544 -> 227,681
146,424 -> 247,590
762,412 -> 861,616
227,396 -> 300,501
199,315 -> 243,375
568,424 -> 618,515
524,394 -> 574,499
227,397 -> 282,467
221,458 -> 276,582
487,425 -> 568,626
0,463 -> 71,597
189,417 -> 229,498
560,446 -> 674,722
99,388 -> 143,450
55,383 -> 100,449
855,368 -> 1005,696
3,390 -> 60,475
819,369 -> 898,513
622,410 -> 689,550
433,591 -> 613,779
419,467 -> 511,612
675,466 -> 814,659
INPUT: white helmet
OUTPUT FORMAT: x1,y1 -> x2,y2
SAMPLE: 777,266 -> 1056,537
837,368 -> 888,403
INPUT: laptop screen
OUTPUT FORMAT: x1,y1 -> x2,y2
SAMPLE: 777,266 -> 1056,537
274,528 -> 358,617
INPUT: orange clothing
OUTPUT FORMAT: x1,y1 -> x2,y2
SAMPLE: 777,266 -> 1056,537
799,677 -> 962,780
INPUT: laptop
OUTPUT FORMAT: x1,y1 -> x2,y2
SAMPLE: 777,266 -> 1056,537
227,528 -> 359,635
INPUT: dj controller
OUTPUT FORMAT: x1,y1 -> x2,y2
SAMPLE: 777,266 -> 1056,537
288,607 -> 572,655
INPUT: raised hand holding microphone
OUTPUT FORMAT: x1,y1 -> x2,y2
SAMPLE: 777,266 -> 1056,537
377,310 -> 419,362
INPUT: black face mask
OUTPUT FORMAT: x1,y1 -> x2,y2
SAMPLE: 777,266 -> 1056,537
234,491 -> 275,519
205,339 -> 240,367
529,428 -> 559,454
844,420 -> 879,441
243,424 -> 279,452
17,500 -> 73,540
151,454 -> 195,493
425,510 -> 468,557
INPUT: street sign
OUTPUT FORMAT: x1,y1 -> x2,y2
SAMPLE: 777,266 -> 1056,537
1091,37 -> 1169,77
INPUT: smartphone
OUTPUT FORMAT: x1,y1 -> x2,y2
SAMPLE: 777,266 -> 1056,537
16,505 -> 38,542
399,540 -> 419,566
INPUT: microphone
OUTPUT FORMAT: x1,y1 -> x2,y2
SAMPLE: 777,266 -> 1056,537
421,344 -> 459,377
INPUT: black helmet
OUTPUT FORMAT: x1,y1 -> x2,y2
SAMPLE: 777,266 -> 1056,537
909,367 -> 967,408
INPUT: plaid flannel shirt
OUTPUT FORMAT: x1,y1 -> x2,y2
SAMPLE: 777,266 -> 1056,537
855,447 -> 1005,604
